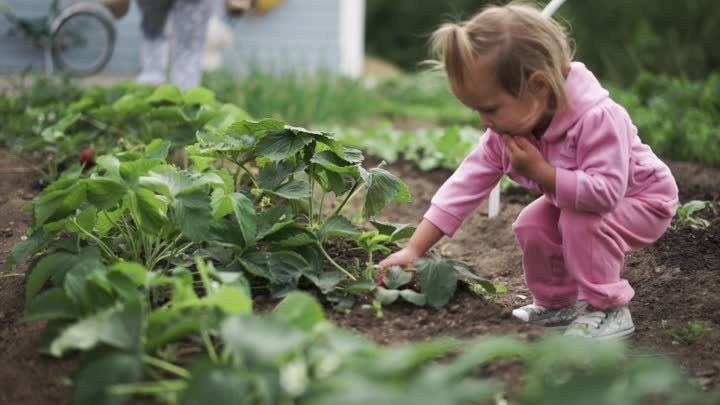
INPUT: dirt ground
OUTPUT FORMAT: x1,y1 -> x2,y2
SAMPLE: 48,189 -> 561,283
1,148 -> 719,404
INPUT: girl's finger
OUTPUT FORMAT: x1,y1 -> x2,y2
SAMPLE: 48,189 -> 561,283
502,134 -> 519,154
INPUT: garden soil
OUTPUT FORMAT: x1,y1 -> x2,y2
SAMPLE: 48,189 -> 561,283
1,148 -> 718,404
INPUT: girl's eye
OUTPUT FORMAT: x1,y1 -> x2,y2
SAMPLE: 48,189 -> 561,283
477,107 -> 497,115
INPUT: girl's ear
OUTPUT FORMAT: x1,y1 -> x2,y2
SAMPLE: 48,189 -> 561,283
528,71 -> 550,97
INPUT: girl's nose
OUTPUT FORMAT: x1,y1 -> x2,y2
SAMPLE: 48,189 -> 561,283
480,115 -> 494,130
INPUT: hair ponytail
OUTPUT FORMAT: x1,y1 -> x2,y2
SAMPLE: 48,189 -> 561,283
429,23 -> 476,86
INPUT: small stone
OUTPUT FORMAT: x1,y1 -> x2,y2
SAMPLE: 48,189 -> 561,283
698,368 -> 718,377
1,228 -> 13,237
516,294 -> 527,300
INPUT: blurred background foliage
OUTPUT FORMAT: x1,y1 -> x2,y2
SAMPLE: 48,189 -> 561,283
365,0 -> 720,85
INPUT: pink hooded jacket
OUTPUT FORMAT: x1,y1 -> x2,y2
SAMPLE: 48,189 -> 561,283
425,62 -> 679,237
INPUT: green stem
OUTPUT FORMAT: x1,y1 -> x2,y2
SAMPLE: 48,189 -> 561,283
109,380 -> 186,396
0,273 -> 24,279
332,182 -> 365,217
234,161 -> 259,188
142,355 -> 190,379
308,165 -> 315,228
202,331 -> 219,363
69,218 -> 118,261
317,242 -> 356,280
318,191 -> 326,220
234,165 -> 242,191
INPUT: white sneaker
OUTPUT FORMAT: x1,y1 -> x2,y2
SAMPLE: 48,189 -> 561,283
563,305 -> 635,340
512,301 -> 588,328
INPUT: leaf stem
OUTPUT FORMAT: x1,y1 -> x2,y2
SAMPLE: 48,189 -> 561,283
142,355 -> 190,379
69,218 -> 118,260
308,165 -> 315,228
333,182 -> 365,217
109,380 -> 186,396
317,242 -> 356,280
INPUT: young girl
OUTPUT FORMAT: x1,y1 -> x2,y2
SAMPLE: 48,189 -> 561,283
378,2 -> 678,340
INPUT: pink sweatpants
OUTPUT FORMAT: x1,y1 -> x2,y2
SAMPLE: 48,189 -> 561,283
512,180 -> 678,310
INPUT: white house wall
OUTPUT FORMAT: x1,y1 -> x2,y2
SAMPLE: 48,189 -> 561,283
0,0 -> 365,77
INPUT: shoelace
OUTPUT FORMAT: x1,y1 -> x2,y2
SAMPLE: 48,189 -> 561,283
573,310 -> 608,329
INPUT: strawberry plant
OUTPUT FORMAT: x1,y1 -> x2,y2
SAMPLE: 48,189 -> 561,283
674,200 -> 715,229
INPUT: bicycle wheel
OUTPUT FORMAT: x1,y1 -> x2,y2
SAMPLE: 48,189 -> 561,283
50,2 -> 116,77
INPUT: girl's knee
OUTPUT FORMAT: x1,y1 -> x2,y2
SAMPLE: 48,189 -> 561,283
558,209 -> 602,235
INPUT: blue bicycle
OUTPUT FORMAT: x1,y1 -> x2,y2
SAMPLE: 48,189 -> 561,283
0,0 -> 117,76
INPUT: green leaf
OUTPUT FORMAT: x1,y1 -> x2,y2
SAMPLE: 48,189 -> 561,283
254,129 -> 314,161
256,205 -> 294,239
127,189 -> 167,235
310,151 -> 359,174
84,178 -> 126,210
146,309 -> 202,351
270,180 -> 312,200
416,260 -> 457,309
4,229 -> 50,270
303,271 -> 346,294
258,160 -> 300,190
204,285 -> 252,315
144,138 -> 171,160
96,208 -> 124,237
25,252 -> 78,302
109,262 -> 147,287
184,87 -> 216,105
345,280 -> 376,294
182,362 -> 249,405
148,84 -> 183,104
370,220 -> 416,242
72,351 -> 143,405
230,193 -> 257,245
400,289 -> 426,306
210,188 -> 232,219
140,170 -> 224,197
24,288 -> 78,322
273,292 -> 325,332
49,301 -> 143,357
67,207 -> 97,237
221,315 -> 307,363
445,260 -> 489,284
260,225 -> 317,248
238,251 -> 309,295
319,215 -> 360,240
112,94 -> 147,117
362,168 -> 411,218
33,183 -> 86,226
174,191 -> 213,241
383,266 -> 412,289
375,287 -> 400,305
226,118 -> 285,137
63,254 -> 105,307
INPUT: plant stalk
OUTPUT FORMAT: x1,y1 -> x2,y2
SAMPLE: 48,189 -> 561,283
317,242 -> 356,280
142,355 -> 190,379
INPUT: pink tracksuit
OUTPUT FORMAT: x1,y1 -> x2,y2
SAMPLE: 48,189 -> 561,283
424,62 -> 679,310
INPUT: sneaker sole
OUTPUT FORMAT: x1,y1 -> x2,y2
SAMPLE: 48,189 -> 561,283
596,325 -> 635,341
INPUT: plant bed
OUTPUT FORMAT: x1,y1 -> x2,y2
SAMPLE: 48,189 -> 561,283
2,146 -> 720,404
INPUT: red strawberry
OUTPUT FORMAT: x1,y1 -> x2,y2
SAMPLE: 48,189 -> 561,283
79,146 -> 96,168
374,271 -> 386,288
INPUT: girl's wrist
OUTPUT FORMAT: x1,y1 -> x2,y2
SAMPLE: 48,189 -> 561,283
533,161 -> 556,192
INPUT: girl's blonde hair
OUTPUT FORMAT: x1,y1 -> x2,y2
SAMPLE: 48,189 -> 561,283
430,1 -> 574,110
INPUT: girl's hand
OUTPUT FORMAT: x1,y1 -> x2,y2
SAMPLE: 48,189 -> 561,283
378,246 -> 423,270
502,134 -> 545,178
502,134 -> 556,192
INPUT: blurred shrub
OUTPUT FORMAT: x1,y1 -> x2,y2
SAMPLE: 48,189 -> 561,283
366,0 -> 720,84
